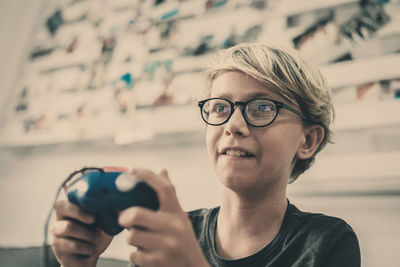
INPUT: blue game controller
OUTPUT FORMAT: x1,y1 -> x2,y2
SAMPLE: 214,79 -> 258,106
67,171 -> 159,235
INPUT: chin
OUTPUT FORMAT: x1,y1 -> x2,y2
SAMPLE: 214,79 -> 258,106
218,172 -> 257,192
218,170 -> 286,196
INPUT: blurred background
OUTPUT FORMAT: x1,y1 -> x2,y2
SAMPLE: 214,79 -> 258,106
0,0 -> 399,266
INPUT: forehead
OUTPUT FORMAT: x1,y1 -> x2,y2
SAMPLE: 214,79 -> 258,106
210,71 -> 283,101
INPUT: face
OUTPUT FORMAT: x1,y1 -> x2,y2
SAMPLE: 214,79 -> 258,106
206,71 -> 306,195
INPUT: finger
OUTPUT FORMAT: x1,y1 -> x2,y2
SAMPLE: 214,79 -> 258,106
119,206 -> 163,231
131,168 -> 181,211
51,237 -> 95,256
54,200 -> 95,224
129,248 -> 138,265
126,227 -> 160,250
130,249 -> 160,267
94,228 -> 113,244
119,207 -> 189,244
51,220 -> 96,243
156,169 -> 184,212
158,168 -> 170,181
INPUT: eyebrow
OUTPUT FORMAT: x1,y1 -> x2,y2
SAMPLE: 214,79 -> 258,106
248,92 -> 276,99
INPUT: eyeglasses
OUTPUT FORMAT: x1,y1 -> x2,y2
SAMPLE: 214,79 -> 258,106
197,97 -> 306,127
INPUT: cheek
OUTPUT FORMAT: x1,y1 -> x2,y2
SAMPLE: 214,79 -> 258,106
270,128 -> 303,162
205,127 -> 217,160
258,126 -> 302,164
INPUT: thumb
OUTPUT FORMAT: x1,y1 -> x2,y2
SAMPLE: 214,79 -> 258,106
159,168 -> 169,179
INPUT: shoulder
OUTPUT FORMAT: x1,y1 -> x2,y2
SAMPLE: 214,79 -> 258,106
283,203 -> 360,266
187,207 -> 219,239
286,203 -> 357,239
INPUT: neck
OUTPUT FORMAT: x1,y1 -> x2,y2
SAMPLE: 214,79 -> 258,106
216,182 -> 288,260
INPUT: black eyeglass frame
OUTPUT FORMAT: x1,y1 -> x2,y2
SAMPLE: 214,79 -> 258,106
197,97 -> 308,127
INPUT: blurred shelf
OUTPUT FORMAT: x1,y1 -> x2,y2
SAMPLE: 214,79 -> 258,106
278,0 -> 358,17
289,149 -> 400,196
333,100 -> 400,131
173,54 -> 212,73
3,0 -> 400,149
0,103 -> 203,148
317,150 -> 400,179
321,53 -> 400,89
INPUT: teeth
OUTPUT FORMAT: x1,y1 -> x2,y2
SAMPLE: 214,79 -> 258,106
225,149 -> 251,157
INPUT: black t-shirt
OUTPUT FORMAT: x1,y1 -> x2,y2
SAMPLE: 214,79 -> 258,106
189,201 -> 361,267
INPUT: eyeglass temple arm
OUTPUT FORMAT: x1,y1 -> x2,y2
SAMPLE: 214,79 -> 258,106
280,103 -> 308,121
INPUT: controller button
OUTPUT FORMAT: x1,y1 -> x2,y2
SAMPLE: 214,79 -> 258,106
115,173 -> 138,192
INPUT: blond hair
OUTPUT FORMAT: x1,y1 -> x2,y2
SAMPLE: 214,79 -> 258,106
200,43 -> 334,183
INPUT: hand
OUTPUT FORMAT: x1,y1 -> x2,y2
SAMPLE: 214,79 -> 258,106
119,168 -> 210,267
50,199 -> 113,267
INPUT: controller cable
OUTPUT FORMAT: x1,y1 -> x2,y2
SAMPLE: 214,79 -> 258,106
41,167 -> 104,267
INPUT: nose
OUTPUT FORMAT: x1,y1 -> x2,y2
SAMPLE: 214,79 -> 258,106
224,107 -> 250,137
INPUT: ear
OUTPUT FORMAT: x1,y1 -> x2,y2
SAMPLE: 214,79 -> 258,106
296,125 -> 325,160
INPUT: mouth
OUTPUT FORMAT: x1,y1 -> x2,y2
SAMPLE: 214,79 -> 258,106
221,148 -> 255,158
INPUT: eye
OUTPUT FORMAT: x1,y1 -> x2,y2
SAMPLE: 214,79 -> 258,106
214,103 -> 229,113
211,101 -> 230,114
256,103 -> 274,112
251,102 -> 275,113
246,100 -> 277,123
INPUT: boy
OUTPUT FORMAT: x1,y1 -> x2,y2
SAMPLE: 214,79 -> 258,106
51,43 -> 360,267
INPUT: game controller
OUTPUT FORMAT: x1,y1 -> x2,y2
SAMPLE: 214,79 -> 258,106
67,170 -> 159,235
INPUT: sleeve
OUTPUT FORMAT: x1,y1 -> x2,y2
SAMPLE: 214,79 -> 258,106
322,224 -> 361,267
